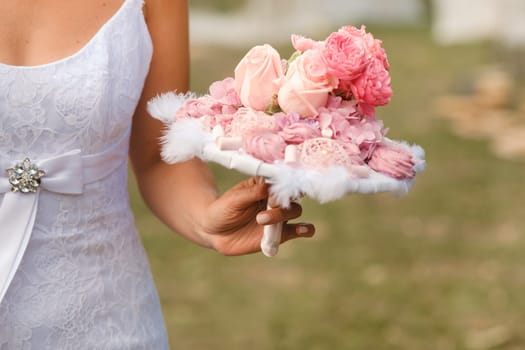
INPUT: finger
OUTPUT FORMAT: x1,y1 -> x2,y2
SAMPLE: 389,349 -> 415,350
256,202 -> 302,225
280,223 -> 316,243
226,177 -> 269,208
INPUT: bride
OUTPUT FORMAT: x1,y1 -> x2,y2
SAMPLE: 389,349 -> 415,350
0,0 -> 314,348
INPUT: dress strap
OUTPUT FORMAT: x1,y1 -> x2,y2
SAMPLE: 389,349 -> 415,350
0,127 -> 131,304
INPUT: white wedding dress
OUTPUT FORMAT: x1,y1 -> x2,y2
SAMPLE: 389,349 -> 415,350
0,0 -> 169,348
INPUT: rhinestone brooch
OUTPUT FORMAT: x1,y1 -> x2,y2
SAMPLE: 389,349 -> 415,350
6,158 -> 46,193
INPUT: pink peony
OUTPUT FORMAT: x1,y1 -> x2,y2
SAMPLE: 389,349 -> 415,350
243,131 -> 286,163
368,143 -> 416,179
322,25 -> 372,81
357,102 -> 376,118
209,77 -> 241,106
279,122 -> 321,144
234,44 -> 284,111
337,25 -> 390,70
350,58 -> 392,108
277,49 -> 337,118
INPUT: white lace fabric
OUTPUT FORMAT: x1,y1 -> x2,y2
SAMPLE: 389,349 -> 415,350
0,0 -> 169,348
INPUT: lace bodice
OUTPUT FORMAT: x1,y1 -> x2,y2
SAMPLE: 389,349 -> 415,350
0,0 -> 169,348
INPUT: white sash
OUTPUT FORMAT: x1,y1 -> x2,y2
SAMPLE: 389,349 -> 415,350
0,128 -> 130,304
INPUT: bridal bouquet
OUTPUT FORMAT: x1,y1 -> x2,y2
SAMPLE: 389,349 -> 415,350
148,25 -> 425,256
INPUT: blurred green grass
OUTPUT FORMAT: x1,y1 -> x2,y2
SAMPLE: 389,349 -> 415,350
130,25 -> 525,350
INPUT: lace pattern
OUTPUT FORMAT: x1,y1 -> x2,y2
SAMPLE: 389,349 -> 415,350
0,0 -> 169,348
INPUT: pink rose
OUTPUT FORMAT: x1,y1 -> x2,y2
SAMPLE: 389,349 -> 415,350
277,49 -> 337,118
279,122 -> 321,144
350,58 -> 392,108
234,44 -> 284,111
368,143 -> 416,180
243,131 -> 286,163
322,25 -> 372,81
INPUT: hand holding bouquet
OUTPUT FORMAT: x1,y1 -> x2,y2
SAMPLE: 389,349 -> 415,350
148,25 -> 425,256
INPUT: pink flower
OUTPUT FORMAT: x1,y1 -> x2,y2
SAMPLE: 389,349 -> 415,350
273,112 -> 301,129
291,34 -> 320,52
368,143 -> 416,180
209,77 -> 241,106
324,96 -> 360,117
243,131 -> 286,163
230,107 -> 278,136
345,118 -> 385,146
234,44 -> 284,111
279,122 -> 321,144
175,96 -> 217,119
322,25 -> 372,81
318,109 -> 351,139
350,58 -> 392,108
278,49 -> 337,118
299,138 -> 363,169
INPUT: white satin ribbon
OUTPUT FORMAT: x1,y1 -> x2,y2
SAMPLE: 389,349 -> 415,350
0,128 -> 130,304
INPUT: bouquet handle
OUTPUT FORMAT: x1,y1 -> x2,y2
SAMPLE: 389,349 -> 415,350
260,201 -> 283,257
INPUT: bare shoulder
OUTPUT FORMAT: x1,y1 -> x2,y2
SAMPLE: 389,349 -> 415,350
129,0 -> 189,171
142,0 -> 189,95
143,0 -> 188,29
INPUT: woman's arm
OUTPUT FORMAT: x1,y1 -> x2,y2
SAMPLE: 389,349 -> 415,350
129,0 -> 314,255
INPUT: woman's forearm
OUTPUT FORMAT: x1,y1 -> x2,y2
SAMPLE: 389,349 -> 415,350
133,157 -> 219,249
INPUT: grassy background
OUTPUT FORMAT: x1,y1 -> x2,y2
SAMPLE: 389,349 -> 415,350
129,20 -> 525,350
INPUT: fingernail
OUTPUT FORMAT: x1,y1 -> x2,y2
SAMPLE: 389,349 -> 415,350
256,213 -> 271,225
297,226 -> 309,235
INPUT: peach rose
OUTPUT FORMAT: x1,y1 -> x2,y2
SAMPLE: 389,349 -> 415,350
277,49 -> 337,118
234,44 -> 284,111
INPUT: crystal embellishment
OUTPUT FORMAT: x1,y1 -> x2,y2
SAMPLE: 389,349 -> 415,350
6,158 -> 45,193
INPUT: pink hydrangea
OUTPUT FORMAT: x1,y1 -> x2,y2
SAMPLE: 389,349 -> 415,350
324,95 -> 360,118
318,109 -> 351,139
273,112 -> 301,129
368,143 -> 416,179
209,77 -> 242,106
344,118 -> 385,146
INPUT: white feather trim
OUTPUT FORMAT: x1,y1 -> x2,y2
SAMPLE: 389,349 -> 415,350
147,91 -> 196,123
160,118 -> 213,163
158,118 -> 425,204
